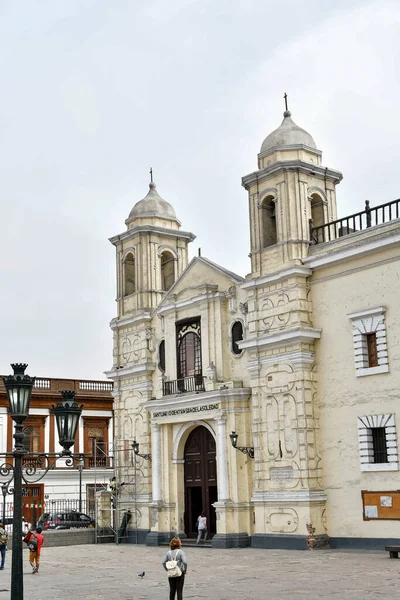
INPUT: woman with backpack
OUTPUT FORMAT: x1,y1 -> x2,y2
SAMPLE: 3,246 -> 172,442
162,537 -> 187,600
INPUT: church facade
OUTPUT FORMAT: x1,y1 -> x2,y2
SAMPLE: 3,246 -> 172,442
105,109 -> 400,549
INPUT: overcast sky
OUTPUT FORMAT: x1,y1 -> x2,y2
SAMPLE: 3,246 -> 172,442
0,0 -> 399,381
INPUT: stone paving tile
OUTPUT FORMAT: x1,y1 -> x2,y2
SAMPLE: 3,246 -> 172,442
0,545 -> 399,599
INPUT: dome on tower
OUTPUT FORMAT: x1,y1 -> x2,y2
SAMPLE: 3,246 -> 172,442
260,110 -> 317,155
127,182 -> 178,223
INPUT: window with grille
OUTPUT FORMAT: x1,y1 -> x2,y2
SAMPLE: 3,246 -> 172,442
158,340 -> 166,372
372,427 -> 388,463
358,414 -> 397,472
231,321 -> 244,355
176,319 -> 201,379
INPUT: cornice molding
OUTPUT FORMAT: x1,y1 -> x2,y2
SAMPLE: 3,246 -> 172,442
304,227 -> 400,270
109,225 -> 196,246
110,312 -> 152,330
146,387 -> 252,419
104,363 -> 156,380
242,161 -> 343,190
241,265 -> 312,290
157,291 -> 226,316
251,490 -> 327,503
247,350 -> 315,371
238,327 -> 321,351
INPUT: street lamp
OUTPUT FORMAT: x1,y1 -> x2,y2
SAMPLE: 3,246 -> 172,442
77,457 -> 84,512
131,440 -> 151,461
229,431 -> 255,459
2,364 -> 83,600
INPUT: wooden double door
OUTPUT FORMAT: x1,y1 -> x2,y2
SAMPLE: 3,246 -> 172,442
184,426 -> 217,538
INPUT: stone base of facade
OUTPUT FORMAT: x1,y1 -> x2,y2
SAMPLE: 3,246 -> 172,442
329,537 -> 399,550
145,531 -> 175,546
118,529 -> 149,544
212,533 -> 250,548
251,534 -> 310,550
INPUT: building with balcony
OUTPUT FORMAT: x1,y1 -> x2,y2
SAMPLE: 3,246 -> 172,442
0,376 -> 114,526
106,107 -> 400,549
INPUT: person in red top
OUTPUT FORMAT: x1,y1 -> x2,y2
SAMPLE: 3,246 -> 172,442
25,527 -> 44,574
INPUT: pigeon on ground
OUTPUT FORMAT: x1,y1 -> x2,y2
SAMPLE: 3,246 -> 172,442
138,572 -> 145,578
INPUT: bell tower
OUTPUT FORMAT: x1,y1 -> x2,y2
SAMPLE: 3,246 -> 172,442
109,179 -> 195,317
242,107 -> 342,276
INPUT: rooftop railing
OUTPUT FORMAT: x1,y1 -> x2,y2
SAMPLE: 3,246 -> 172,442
309,198 -> 400,244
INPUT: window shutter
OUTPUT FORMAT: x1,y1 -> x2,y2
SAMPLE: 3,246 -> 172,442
366,333 -> 378,367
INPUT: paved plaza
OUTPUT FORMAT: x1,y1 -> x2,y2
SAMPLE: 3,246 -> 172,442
2,544 -> 400,599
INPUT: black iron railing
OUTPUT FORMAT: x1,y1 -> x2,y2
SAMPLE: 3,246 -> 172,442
163,375 -> 205,396
309,198 -> 400,244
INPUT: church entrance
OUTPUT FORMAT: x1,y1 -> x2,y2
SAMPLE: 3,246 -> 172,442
184,426 -> 217,538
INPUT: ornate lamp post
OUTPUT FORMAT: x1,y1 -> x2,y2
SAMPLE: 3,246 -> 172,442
3,364 -> 35,600
2,364 -> 83,600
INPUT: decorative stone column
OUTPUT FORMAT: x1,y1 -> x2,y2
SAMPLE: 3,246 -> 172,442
151,422 -> 162,502
216,416 -> 229,501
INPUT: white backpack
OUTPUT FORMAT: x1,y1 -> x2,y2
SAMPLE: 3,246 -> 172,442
165,550 -> 182,578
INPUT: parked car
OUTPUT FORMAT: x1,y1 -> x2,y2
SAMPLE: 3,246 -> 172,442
3,516 -> 32,535
36,511 -> 95,530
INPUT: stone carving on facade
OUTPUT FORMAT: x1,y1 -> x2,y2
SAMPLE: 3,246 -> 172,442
266,507 -> 299,533
157,313 -> 165,332
132,332 -> 141,362
145,327 -> 155,351
276,292 -> 290,325
206,361 -> 216,382
239,301 -> 248,328
121,335 -> 132,362
224,286 -> 237,313
262,298 -> 274,330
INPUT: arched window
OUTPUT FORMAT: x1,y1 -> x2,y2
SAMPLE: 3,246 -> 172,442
124,252 -> 135,296
310,194 -> 325,229
161,251 -> 175,291
178,332 -> 201,377
231,321 -> 244,355
158,340 -> 166,372
261,195 -> 277,248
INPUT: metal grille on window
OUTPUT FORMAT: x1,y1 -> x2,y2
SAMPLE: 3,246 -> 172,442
177,319 -> 202,379
231,321 -> 244,355
372,427 -> 388,463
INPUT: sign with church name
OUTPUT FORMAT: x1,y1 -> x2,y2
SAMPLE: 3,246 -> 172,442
153,403 -> 220,418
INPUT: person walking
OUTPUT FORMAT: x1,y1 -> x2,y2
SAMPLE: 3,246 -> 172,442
196,512 -> 207,544
25,527 -> 44,574
0,522 -> 8,570
162,537 -> 187,600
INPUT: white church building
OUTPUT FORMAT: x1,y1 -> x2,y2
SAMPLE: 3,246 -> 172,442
105,107 -> 400,549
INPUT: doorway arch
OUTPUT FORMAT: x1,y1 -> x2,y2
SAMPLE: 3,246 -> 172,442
184,425 -> 217,538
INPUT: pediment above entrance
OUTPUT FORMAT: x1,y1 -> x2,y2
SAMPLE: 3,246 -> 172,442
145,387 -> 251,423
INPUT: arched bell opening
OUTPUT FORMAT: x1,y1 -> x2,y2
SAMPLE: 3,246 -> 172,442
260,195 -> 277,248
